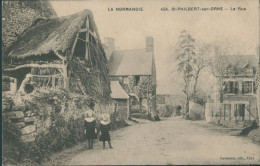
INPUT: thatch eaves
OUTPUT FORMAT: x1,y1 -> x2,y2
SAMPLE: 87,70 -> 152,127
6,9 -> 100,60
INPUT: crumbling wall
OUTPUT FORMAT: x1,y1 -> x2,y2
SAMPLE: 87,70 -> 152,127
2,89 -> 121,143
113,99 -> 128,120
3,89 -> 128,164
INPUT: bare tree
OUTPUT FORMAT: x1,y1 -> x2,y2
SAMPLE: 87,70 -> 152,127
175,31 -> 212,117
191,43 -> 212,100
175,30 -> 195,116
208,53 -> 229,103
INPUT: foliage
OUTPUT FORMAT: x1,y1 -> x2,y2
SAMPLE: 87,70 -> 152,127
110,111 -> 129,130
2,90 -> 124,164
175,30 -> 211,116
175,30 -> 196,115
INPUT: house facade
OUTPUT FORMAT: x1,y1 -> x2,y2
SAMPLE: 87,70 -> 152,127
105,37 -> 157,118
3,10 -> 111,101
205,55 -> 258,127
110,81 -> 130,119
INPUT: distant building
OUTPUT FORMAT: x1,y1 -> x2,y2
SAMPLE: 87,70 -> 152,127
110,81 -> 130,119
205,55 -> 258,127
105,37 -> 157,118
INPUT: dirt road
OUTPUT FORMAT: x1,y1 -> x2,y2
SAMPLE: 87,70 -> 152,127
45,117 -> 260,165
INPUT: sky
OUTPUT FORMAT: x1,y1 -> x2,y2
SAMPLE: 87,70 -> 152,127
50,0 -> 259,94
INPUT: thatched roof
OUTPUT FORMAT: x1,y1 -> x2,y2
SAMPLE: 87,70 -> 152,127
6,9 -> 100,60
108,49 -> 153,76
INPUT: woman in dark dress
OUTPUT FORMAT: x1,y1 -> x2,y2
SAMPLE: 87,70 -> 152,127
99,114 -> 113,149
84,102 -> 97,149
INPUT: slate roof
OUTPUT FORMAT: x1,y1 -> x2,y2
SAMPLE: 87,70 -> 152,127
223,55 -> 258,68
110,81 -> 129,99
107,49 -> 153,76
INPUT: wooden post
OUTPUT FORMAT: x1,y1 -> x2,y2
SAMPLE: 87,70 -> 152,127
70,33 -> 79,60
85,16 -> 90,61
63,65 -> 68,90
224,105 -> 226,120
127,98 -> 130,119
52,76 -> 55,88
252,81 -> 254,94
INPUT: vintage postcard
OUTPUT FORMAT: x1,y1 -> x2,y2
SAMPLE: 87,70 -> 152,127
2,0 -> 260,165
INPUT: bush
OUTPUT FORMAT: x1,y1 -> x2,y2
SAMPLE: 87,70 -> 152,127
190,112 -> 203,120
2,90 -> 123,164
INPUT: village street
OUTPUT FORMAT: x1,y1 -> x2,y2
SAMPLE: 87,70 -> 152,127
44,117 -> 260,165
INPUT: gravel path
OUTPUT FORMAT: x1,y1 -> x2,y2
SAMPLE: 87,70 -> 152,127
44,117 -> 260,165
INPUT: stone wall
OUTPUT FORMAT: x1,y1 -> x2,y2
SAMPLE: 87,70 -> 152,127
2,0 -> 56,54
114,99 -> 128,120
2,90 -> 117,143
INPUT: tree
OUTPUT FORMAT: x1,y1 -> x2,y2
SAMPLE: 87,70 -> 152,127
175,30 -> 196,116
208,44 -> 237,103
175,31 -> 211,117
209,54 -> 229,103
191,43 -> 212,99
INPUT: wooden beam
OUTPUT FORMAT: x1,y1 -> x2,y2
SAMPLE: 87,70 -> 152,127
80,28 -> 96,38
54,51 -> 66,61
78,38 -> 86,42
31,74 -> 62,78
85,16 -> 90,61
70,32 -> 79,60
52,76 -> 56,88
4,63 -> 65,71
63,65 -> 68,89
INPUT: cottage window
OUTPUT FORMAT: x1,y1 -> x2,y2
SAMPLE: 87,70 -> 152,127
134,76 -> 140,86
245,68 -> 253,76
224,81 -> 238,94
234,104 -> 245,121
122,76 -> 128,84
2,76 -> 17,93
253,81 -> 257,94
242,81 -> 253,94
224,104 -> 231,120
227,68 -> 234,76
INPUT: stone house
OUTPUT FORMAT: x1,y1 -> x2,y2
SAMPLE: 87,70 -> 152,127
205,55 -> 258,127
110,81 -> 130,119
105,37 -> 157,118
3,9 -> 111,100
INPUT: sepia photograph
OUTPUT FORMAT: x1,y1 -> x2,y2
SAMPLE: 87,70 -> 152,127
2,0 -> 260,165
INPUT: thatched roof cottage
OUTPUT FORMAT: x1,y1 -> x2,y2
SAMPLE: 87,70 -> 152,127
3,9 -> 111,100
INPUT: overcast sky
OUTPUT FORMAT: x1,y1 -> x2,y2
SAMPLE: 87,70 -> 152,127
51,0 -> 259,94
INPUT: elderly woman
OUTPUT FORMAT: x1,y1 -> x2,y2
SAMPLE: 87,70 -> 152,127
17,74 -> 33,94
84,102 -> 97,149
99,114 -> 113,149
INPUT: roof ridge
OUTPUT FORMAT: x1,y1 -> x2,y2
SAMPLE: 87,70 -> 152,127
113,48 -> 146,52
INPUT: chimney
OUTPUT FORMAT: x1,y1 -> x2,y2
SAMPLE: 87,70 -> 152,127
146,36 -> 154,53
104,37 -> 115,60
